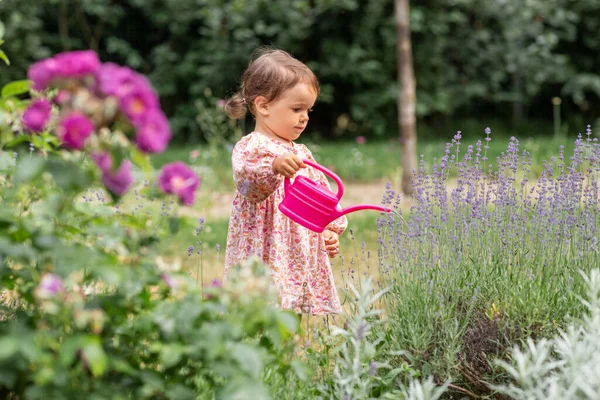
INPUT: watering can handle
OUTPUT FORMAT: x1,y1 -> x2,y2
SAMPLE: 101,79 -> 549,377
283,159 -> 345,201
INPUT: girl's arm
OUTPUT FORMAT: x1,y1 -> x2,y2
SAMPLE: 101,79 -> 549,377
232,139 -> 283,203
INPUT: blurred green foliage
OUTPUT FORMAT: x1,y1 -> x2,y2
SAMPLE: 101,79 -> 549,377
1,0 -> 599,141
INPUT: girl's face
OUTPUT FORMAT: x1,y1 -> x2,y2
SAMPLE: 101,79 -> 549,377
255,82 -> 317,143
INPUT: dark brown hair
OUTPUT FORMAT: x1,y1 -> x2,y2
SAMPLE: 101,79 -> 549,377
224,48 -> 320,120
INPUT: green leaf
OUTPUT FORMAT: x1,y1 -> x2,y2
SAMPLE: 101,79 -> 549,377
111,358 -> 136,375
81,335 -> 108,377
168,217 -> 180,235
274,311 -> 299,343
166,385 -> 195,400
159,343 -> 183,368
4,134 -> 30,148
0,237 -> 37,261
130,146 -> 152,172
47,159 -> 93,192
33,235 -> 58,250
14,156 -> 46,183
230,343 -> 263,378
59,336 -> 81,367
218,379 -> 270,400
0,50 -> 9,66
2,80 -> 31,99
0,369 -> 16,387
0,336 -> 20,360
290,359 -> 309,381
0,151 -> 14,172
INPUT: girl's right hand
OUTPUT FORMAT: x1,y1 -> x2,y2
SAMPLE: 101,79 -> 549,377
273,152 -> 306,178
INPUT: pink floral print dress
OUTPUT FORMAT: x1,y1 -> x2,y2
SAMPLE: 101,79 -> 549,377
224,132 -> 348,315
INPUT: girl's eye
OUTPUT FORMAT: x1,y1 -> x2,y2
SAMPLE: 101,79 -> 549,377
292,108 -> 301,112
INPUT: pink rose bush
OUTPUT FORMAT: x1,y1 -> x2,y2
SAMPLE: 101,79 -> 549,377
22,50 -> 197,204
158,162 -> 200,206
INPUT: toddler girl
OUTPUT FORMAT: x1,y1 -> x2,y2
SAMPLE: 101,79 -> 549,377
223,49 -> 347,315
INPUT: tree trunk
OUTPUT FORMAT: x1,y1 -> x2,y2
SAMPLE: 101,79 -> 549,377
394,0 -> 417,196
512,70 -> 524,122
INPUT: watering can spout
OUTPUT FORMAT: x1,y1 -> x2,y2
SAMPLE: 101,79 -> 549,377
335,204 -> 392,220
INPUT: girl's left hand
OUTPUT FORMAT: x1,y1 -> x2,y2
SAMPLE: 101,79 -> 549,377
323,230 -> 340,258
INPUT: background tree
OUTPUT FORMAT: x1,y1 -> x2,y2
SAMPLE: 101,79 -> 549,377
394,0 -> 417,195
1,0 -> 600,143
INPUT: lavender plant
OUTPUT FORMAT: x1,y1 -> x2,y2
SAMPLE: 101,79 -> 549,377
377,127 -> 600,394
492,269 -> 600,399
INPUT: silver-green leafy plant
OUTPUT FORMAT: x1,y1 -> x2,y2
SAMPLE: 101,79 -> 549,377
319,277 -> 449,400
493,269 -> 600,399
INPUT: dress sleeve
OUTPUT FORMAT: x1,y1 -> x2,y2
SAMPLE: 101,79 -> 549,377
303,148 -> 348,235
232,136 -> 283,203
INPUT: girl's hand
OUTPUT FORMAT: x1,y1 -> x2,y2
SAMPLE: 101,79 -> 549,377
273,152 -> 306,178
323,230 -> 340,258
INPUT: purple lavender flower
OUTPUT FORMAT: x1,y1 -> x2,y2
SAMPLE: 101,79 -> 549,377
37,273 -> 63,298
134,110 -> 172,153
56,112 -> 94,149
369,360 -> 378,376
92,152 -> 135,196
21,99 -> 52,133
211,278 -> 222,287
158,162 -> 200,206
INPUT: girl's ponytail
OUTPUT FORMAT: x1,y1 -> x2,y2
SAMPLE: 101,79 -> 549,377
224,92 -> 247,120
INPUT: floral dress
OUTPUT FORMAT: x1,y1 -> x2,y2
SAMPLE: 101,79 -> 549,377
224,131 -> 348,315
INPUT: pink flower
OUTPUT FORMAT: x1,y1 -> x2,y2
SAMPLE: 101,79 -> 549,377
22,99 -> 52,132
160,273 -> 178,289
93,152 -> 135,196
56,112 -> 95,149
119,86 -> 159,126
356,136 -> 367,145
28,58 -> 59,91
96,63 -> 133,97
54,90 -> 71,105
97,64 -> 153,99
27,51 -> 100,91
135,110 -> 172,154
53,50 -> 100,78
216,99 -> 226,108
190,150 -> 200,160
158,162 -> 200,206
37,273 -> 63,298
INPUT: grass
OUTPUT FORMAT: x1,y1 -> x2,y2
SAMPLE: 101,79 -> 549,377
152,130 -> 581,189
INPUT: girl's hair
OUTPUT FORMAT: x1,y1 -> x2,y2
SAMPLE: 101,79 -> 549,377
225,48 -> 319,120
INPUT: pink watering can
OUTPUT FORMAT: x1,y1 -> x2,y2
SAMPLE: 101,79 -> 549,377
279,159 -> 393,233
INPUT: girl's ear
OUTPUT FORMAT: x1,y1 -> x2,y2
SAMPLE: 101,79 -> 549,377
254,96 -> 270,116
